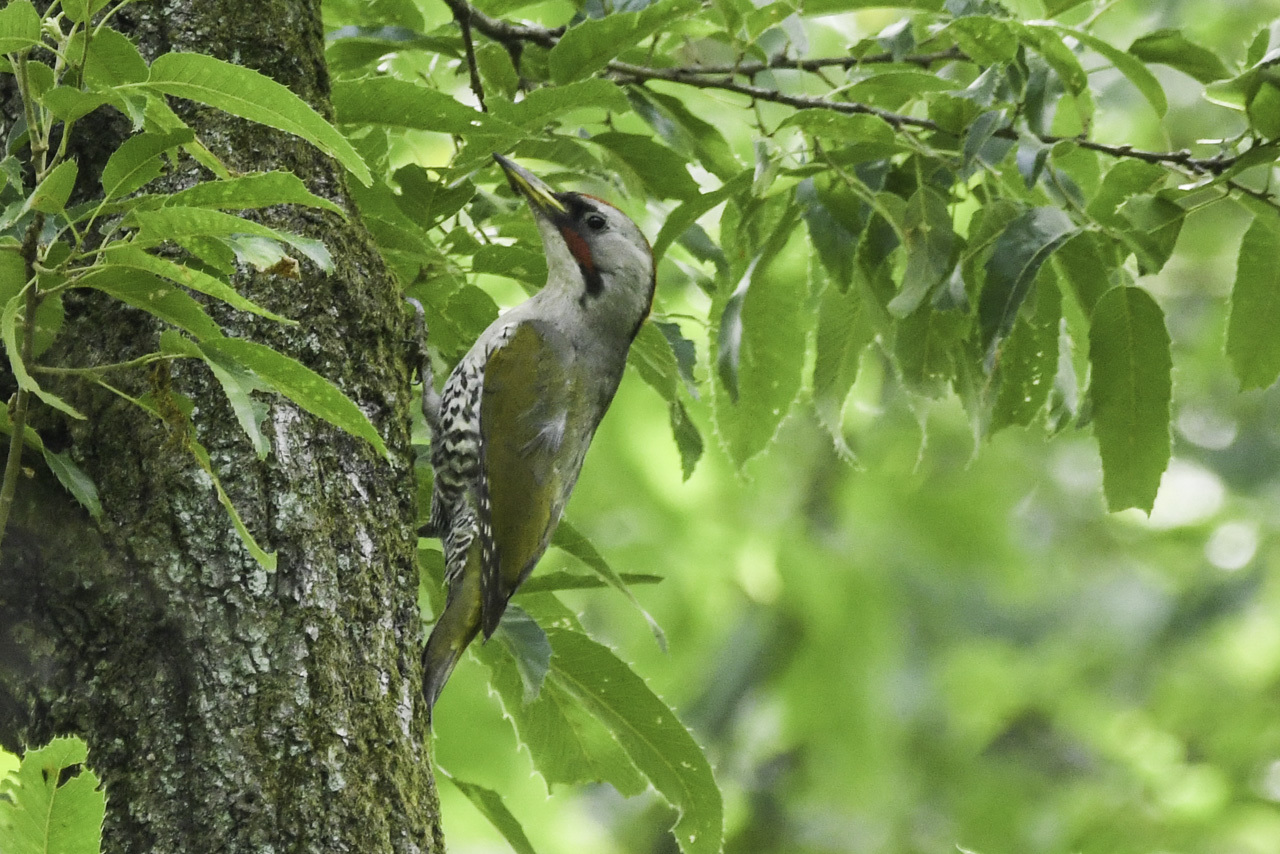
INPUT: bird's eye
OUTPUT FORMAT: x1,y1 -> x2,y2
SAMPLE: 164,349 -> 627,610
585,213 -> 607,231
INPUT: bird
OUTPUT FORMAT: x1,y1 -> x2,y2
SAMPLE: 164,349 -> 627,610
421,153 -> 656,720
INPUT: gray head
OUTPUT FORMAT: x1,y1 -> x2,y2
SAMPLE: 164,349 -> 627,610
494,154 -> 655,343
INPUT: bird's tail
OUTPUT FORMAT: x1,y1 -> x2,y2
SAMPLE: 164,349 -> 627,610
423,548 -> 483,724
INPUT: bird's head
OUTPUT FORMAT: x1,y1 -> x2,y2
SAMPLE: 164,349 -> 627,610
494,153 -> 655,342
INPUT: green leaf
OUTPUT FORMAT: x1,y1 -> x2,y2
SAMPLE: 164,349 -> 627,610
629,88 -> 739,181
0,250 -> 62,357
778,111 -> 898,150
440,771 -> 540,854
978,206 -> 1076,354
0,292 -> 85,420
813,276 -> 872,458
1227,211 -> 1280,390
887,186 -> 955,317
629,320 -> 680,403
943,15 -> 1019,64
74,26 -> 149,88
591,132 -> 699,201
1088,286 -> 1171,513
198,336 -> 390,458
668,399 -> 704,481
27,160 -> 78,215
548,0 -> 699,83
98,245 -> 294,323
470,605 -> 648,795
714,206 -> 806,466
1043,24 -> 1167,116
991,265 -> 1062,431
40,87 -> 112,122
0,1 -> 41,54
145,52 -> 372,186
167,171 -> 346,216
81,267 -> 223,340
517,571 -> 664,594
552,519 -> 667,651
1085,159 -> 1167,229
895,302 -> 969,397
332,76 -> 519,137
495,606 -> 553,703
163,330 -> 271,458
131,206 -> 333,272
1128,28 -> 1230,84
62,0 -> 112,24
189,438 -> 277,569
101,129 -> 194,200
0,736 -> 104,854
42,448 -> 103,518
653,171 -> 751,261
491,78 -> 630,128
547,627 -> 724,854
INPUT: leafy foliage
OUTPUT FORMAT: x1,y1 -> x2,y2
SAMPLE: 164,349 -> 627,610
11,0 -> 1280,853
0,736 -> 104,854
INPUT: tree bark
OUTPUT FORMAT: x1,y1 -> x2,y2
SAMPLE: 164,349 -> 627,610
0,1 -> 442,851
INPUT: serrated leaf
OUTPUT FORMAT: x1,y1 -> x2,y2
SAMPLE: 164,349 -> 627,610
629,321 -> 680,403
0,736 -> 104,854
42,449 -> 102,518
181,335 -> 272,458
991,265 -> 1062,431
81,267 -> 223,339
779,111 -> 898,149
0,1 -> 41,54
653,171 -> 751,261
0,292 -> 85,420
978,206 -> 1076,354
0,250 -> 61,357
714,206 -> 805,467
495,606 -> 553,704
1227,211 -> 1280,389
189,438 -> 277,569
546,627 -> 723,854
27,160 -> 77,215
145,52 -> 371,186
1129,28 -> 1231,84
669,399 -> 704,480
61,0 -> 112,24
1044,24 -> 1167,116
471,612 -> 648,795
492,78 -> 630,128
332,76 -> 519,137
629,88 -> 739,181
39,87 -> 111,122
167,171 -> 345,216
591,132 -> 699,200
131,206 -> 333,272
552,519 -> 667,651
549,0 -> 699,83
98,245 -> 294,323
517,571 -> 664,594
655,320 -> 698,395
101,129 -> 194,200
198,336 -> 389,458
887,186 -> 955,317
73,26 -> 149,88
440,771 -> 540,854
895,302 -> 969,397
813,276 -> 871,458
1088,286 -> 1171,512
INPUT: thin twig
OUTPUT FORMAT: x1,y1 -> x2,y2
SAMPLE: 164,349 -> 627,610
451,0 -> 488,112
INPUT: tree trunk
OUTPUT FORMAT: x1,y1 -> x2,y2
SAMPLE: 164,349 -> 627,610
0,1 -> 442,851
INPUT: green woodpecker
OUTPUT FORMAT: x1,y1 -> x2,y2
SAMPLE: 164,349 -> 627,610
422,154 -> 655,718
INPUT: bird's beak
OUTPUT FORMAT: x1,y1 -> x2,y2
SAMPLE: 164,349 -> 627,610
493,153 -> 567,218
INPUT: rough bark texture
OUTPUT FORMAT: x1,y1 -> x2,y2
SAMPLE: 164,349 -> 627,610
0,1 -> 442,851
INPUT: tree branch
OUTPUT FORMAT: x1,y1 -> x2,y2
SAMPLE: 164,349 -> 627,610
444,0 -> 1267,198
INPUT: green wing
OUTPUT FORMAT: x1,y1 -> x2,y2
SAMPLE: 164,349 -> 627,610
478,320 -> 574,637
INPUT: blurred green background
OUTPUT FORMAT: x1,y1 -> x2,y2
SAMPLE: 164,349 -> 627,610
425,2 -> 1280,852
